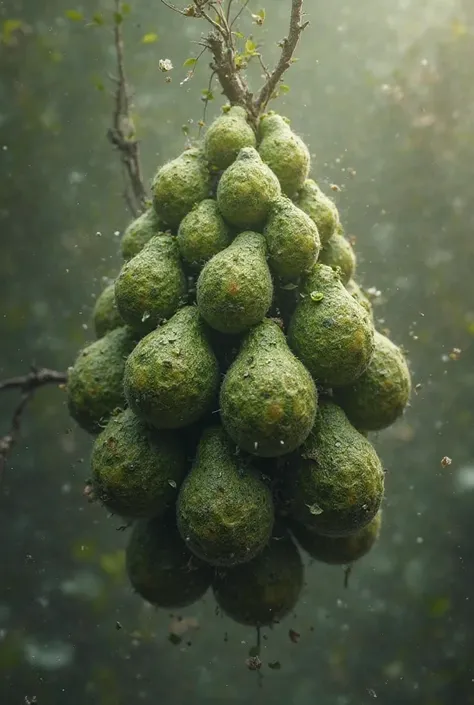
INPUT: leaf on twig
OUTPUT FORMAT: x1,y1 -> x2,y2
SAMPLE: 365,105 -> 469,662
251,9 -> 266,26
142,32 -> 158,44
121,2 -> 131,15
201,89 -> 214,102
65,9 -> 84,21
183,57 -> 197,68
279,84 -> 290,94
113,11 -> 123,25
245,38 -> 258,55
233,31 -> 244,39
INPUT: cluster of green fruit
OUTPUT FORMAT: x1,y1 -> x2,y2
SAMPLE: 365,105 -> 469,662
67,106 -> 411,627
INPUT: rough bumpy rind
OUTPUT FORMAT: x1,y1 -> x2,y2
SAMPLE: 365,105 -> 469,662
124,306 -> 219,429
216,147 -> 281,229
257,114 -> 310,198
334,331 -> 411,431
319,233 -> 356,285
285,401 -> 385,537
196,231 -> 273,334
92,282 -> 124,338
176,426 -> 274,567
152,148 -> 212,228
220,319 -> 318,457
177,198 -> 232,271
346,279 -> 373,321
264,196 -> 321,280
295,179 -> 339,246
288,264 -> 375,387
204,106 -> 257,170
115,235 -> 187,334
91,409 -> 187,518
67,326 -> 137,434
121,208 -> 164,261
126,512 -> 212,608
212,527 -> 304,626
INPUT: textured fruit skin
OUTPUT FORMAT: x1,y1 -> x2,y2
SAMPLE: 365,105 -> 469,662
346,279 -> 373,321
295,179 -> 339,246
126,512 -> 212,608
91,409 -> 187,518
216,147 -> 281,229
334,331 -> 411,431
92,282 -> 124,338
177,198 -> 232,271
152,148 -> 212,228
212,527 -> 303,626
319,233 -> 356,285
220,319 -> 317,457
121,208 -> 164,261
196,231 -> 273,334
285,401 -> 384,537
258,114 -> 310,198
176,426 -> 274,567
67,326 -> 137,434
264,196 -> 321,280
288,264 -> 375,387
124,306 -> 219,429
291,510 -> 382,565
115,235 -> 187,334
204,106 -> 257,170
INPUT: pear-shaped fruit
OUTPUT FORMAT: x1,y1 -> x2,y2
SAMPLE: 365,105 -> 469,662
177,198 -> 232,271
124,306 -> 219,429
288,264 -> 375,387
204,106 -> 257,169
346,279 -> 373,321
264,196 -> 321,280
334,331 -> 411,431
258,113 -> 310,197
285,401 -> 384,537
216,147 -> 281,229
319,233 -> 356,285
176,426 -> 274,567
121,207 -> 164,261
220,319 -> 317,457
196,231 -> 273,334
115,235 -> 187,334
295,179 -> 339,246
152,148 -> 212,228
92,281 -> 124,338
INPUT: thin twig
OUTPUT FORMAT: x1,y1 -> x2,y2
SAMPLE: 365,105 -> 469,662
199,69 -> 217,135
159,0 -> 188,15
230,0 -> 251,29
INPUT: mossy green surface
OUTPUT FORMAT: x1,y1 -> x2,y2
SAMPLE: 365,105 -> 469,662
220,319 -> 317,457
334,331 -> 411,431
67,326 -> 137,434
257,114 -> 310,198
177,198 -> 232,271
319,233 -> 356,285
92,282 -> 124,338
126,512 -> 212,608
176,426 -> 274,567
346,279 -> 373,321
264,196 -> 321,280
91,409 -> 187,518
124,306 -> 219,429
204,106 -> 257,170
295,179 -> 339,246
121,208 -> 164,261
212,527 -> 304,626
115,235 -> 187,334
285,401 -> 385,537
152,148 -> 212,228
216,147 -> 281,229
196,231 -> 273,334
288,264 -> 375,387
291,510 -> 382,565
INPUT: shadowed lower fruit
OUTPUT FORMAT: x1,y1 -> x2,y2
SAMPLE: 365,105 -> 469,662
258,113 -> 310,198
177,198 -> 232,271
204,105 -> 256,169
92,282 -> 124,338
319,233 -> 356,285
295,179 -> 339,246
176,426 -> 274,567
121,208 -> 164,261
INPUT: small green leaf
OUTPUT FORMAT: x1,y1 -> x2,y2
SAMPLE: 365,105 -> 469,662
258,8 -> 266,20
252,9 -> 266,25
233,31 -> 244,39
121,2 -> 131,15
142,32 -> 158,43
113,11 -> 123,25
183,57 -> 197,68
92,76 -> 105,92
279,84 -> 290,94
201,89 -> 214,101
310,291 -> 324,302
65,9 -> 84,21
245,38 -> 257,54
92,12 -> 104,25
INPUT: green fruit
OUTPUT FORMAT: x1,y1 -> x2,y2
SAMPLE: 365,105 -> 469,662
152,148 -> 212,228
346,279 -> 373,321
121,208 -> 164,261
126,512 -> 212,608
220,318 -> 317,457
295,179 -> 339,246
334,331 -> 411,431
92,282 -> 124,338
67,326 -> 137,434
319,233 -> 356,285
204,106 -> 257,170
285,400 -> 384,537
288,264 -> 375,387
124,306 -> 219,429
176,426 -> 274,567
115,235 -> 187,334
291,510 -> 382,565
216,147 -> 281,229
177,198 -> 232,271
258,113 -> 310,198
91,409 -> 187,518
264,196 -> 321,280
212,527 -> 304,626
196,231 -> 273,334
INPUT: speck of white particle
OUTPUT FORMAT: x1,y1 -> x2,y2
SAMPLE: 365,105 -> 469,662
96,231 -> 102,237
142,311 -> 151,322
254,441 -> 258,450
368,688 -> 377,698
421,58 -> 428,66
416,536 -> 424,544
114,230 -> 120,236
280,440 -> 285,446
2,145 -> 7,151
82,324 -> 88,330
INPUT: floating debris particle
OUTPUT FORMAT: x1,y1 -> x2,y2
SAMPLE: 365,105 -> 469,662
168,479 -> 177,488
449,347 -> 461,361
330,184 -> 341,192
245,655 -> 262,670
268,661 -> 282,670
115,621 -> 123,630
168,632 -> 182,646
441,456 -> 452,468
288,628 -> 300,644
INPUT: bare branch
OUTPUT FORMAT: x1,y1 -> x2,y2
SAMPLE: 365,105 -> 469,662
159,0 -> 189,15
230,0 -> 251,29
206,31 -> 256,118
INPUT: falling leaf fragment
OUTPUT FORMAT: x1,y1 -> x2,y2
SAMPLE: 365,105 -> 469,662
168,479 -> 177,488
288,628 -> 300,643
305,502 -> 324,516
268,660 -> 282,670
